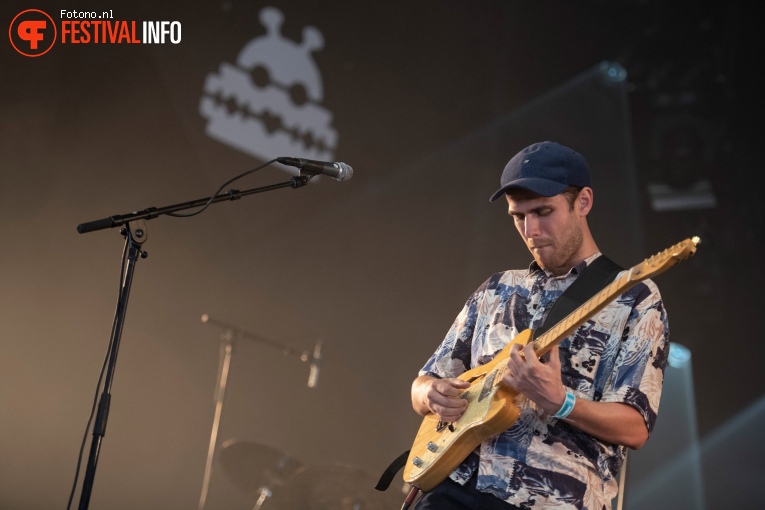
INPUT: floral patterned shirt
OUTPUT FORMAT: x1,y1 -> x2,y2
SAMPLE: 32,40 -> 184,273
419,254 -> 669,510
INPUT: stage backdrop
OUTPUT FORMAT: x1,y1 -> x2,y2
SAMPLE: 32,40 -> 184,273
1,1 -> 761,509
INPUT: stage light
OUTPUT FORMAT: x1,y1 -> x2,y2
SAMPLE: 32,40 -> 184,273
668,342 -> 691,368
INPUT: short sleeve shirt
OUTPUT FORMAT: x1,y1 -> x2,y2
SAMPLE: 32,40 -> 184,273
419,254 -> 670,509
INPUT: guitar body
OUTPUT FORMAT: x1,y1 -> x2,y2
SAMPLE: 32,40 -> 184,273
403,329 -> 533,491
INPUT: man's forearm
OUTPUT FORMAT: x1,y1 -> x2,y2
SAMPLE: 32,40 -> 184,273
562,398 -> 649,450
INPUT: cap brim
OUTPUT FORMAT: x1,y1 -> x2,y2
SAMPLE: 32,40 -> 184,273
489,178 -> 569,202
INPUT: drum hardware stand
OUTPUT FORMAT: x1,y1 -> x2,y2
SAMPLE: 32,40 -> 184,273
197,327 -> 234,510
196,313 -> 321,510
252,486 -> 272,510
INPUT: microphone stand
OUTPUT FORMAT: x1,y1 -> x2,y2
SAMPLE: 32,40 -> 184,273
75,174 -> 311,510
77,220 -> 147,510
196,314 -> 319,510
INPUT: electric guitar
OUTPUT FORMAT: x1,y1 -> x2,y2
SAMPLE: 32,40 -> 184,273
403,236 -> 700,491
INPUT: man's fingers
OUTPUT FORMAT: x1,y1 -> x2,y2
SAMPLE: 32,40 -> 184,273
448,378 -> 471,388
429,388 -> 468,406
436,408 -> 465,422
510,342 -> 528,363
429,393 -> 467,421
546,344 -> 561,368
509,343 -> 528,373
436,405 -> 467,418
427,380 -> 468,407
434,396 -> 468,421
523,342 -> 541,366
438,378 -> 469,396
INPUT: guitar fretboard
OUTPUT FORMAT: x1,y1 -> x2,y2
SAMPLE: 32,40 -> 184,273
532,272 -> 633,356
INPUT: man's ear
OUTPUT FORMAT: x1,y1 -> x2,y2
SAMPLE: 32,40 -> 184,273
578,187 -> 594,215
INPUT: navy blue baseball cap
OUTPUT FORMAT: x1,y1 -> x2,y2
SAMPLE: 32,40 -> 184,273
489,141 -> 591,201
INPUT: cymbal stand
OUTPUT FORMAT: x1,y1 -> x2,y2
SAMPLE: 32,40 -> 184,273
198,328 -> 235,510
253,485 -> 272,510
197,314 -> 320,510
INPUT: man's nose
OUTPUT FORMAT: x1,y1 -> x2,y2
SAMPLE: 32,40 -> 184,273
524,216 -> 540,238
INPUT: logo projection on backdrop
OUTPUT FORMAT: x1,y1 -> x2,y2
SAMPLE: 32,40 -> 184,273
199,6 -> 338,171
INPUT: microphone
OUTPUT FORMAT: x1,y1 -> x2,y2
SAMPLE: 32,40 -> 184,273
277,157 -> 353,182
307,339 -> 322,389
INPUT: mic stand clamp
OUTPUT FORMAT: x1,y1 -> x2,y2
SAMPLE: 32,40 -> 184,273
292,174 -> 311,188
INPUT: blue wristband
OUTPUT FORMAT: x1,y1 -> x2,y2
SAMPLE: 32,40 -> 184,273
554,389 -> 576,419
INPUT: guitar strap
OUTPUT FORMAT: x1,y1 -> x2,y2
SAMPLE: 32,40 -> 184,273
532,254 -> 624,340
375,449 -> 411,491
375,254 -> 623,492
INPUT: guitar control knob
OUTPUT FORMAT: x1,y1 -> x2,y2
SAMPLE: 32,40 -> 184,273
427,442 -> 438,452
412,457 -> 424,468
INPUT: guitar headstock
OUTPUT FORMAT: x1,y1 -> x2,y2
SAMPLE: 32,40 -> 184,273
629,236 -> 700,282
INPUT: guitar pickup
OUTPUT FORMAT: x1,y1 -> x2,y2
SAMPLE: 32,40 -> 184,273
478,368 -> 499,402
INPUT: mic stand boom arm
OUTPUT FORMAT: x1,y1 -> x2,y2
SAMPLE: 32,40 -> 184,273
77,174 -> 311,233
74,174 -> 311,510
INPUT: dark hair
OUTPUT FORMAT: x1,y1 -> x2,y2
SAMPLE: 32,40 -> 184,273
561,186 -> 583,210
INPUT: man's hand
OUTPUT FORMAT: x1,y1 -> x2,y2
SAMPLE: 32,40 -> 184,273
411,375 -> 470,421
500,342 -> 649,449
502,342 -> 566,415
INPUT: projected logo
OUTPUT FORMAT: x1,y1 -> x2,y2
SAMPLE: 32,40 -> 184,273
199,7 -> 338,169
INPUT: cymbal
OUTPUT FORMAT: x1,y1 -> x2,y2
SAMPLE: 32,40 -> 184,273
271,463 -> 406,510
218,439 -> 302,494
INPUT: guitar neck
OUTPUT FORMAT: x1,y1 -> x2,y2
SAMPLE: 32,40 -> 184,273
532,271 -> 635,356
